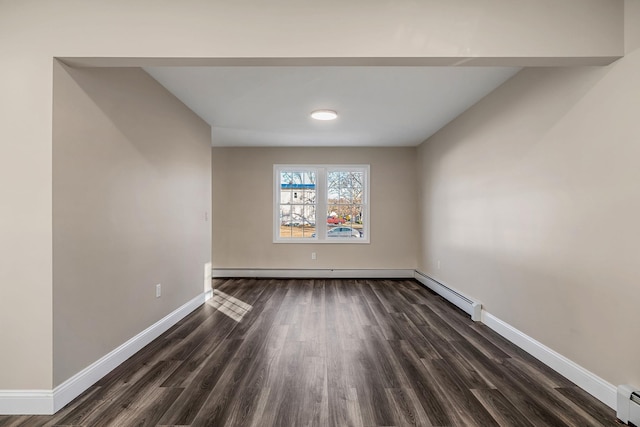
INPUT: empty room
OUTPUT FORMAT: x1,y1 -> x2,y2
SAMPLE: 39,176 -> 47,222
1,1 -> 639,426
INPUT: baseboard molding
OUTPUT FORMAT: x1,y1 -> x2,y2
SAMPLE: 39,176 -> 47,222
212,268 -> 415,279
414,271 -> 482,321
3,275 -> 617,415
0,291 -> 208,415
481,311 -> 617,409
52,291 -> 207,412
0,390 -> 54,415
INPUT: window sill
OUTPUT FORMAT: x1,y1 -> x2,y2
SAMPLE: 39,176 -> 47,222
273,238 -> 370,244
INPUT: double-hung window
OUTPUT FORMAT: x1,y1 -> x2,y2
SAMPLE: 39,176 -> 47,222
274,165 -> 369,243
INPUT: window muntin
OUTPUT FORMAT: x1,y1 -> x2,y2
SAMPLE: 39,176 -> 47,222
274,165 -> 369,244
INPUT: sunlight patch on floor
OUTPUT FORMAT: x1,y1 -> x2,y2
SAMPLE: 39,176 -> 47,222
208,289 -> 253,322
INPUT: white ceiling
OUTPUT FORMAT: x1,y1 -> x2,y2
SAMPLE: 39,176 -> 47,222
144,66 -> 520,147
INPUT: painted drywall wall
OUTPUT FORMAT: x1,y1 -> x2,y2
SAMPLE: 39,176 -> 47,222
212,147 -> 417,270
0,0 -> 623,390
52,64 -> 211,386
416,0 -> 640,388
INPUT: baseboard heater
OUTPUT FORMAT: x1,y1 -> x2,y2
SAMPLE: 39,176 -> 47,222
413,271 -> 482,321
618,385 -> 640,426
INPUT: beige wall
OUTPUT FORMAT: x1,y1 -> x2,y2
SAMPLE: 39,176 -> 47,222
212,147 -> 417,269
0,0 -> 623,390
416,0 -> 640,388
52,64 -> 211,386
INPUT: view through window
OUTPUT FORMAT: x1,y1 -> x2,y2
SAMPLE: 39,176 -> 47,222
274,165 -> 369,243
278,169 -> 317,239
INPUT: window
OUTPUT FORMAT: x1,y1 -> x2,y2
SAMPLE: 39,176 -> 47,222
277,168 -> 317,239
274,165 -> 369,243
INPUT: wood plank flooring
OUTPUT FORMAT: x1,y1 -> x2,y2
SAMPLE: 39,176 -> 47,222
0,278 -> 618,426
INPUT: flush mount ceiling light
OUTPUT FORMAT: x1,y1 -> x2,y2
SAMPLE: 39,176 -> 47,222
310,109 -> 338,121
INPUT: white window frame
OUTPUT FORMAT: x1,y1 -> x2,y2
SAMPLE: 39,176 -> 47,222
274,164 -> 370,244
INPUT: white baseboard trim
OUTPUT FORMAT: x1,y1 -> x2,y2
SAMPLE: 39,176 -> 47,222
481,310 -> 617,409
5,274 -> 615,415
212,268 -> 415,279
414,271 -> 482,321
0,291 -> 208,415
0,390 -> 54,415
212,270 -> 619,410
52,291 -> 207,412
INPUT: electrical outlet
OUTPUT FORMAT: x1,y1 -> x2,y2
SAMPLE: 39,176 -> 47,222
311,252 -> 317,260
437,260 -> 441,270
156,283 -> 161,298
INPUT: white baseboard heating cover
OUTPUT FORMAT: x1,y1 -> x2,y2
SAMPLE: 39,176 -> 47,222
414,271 -> 482,321
618,385 -> 640,426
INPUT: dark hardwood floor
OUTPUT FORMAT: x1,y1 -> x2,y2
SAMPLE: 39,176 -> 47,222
0,278 -> 618,426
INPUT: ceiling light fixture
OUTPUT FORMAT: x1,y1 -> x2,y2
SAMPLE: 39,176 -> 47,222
311,109 -> 338,121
